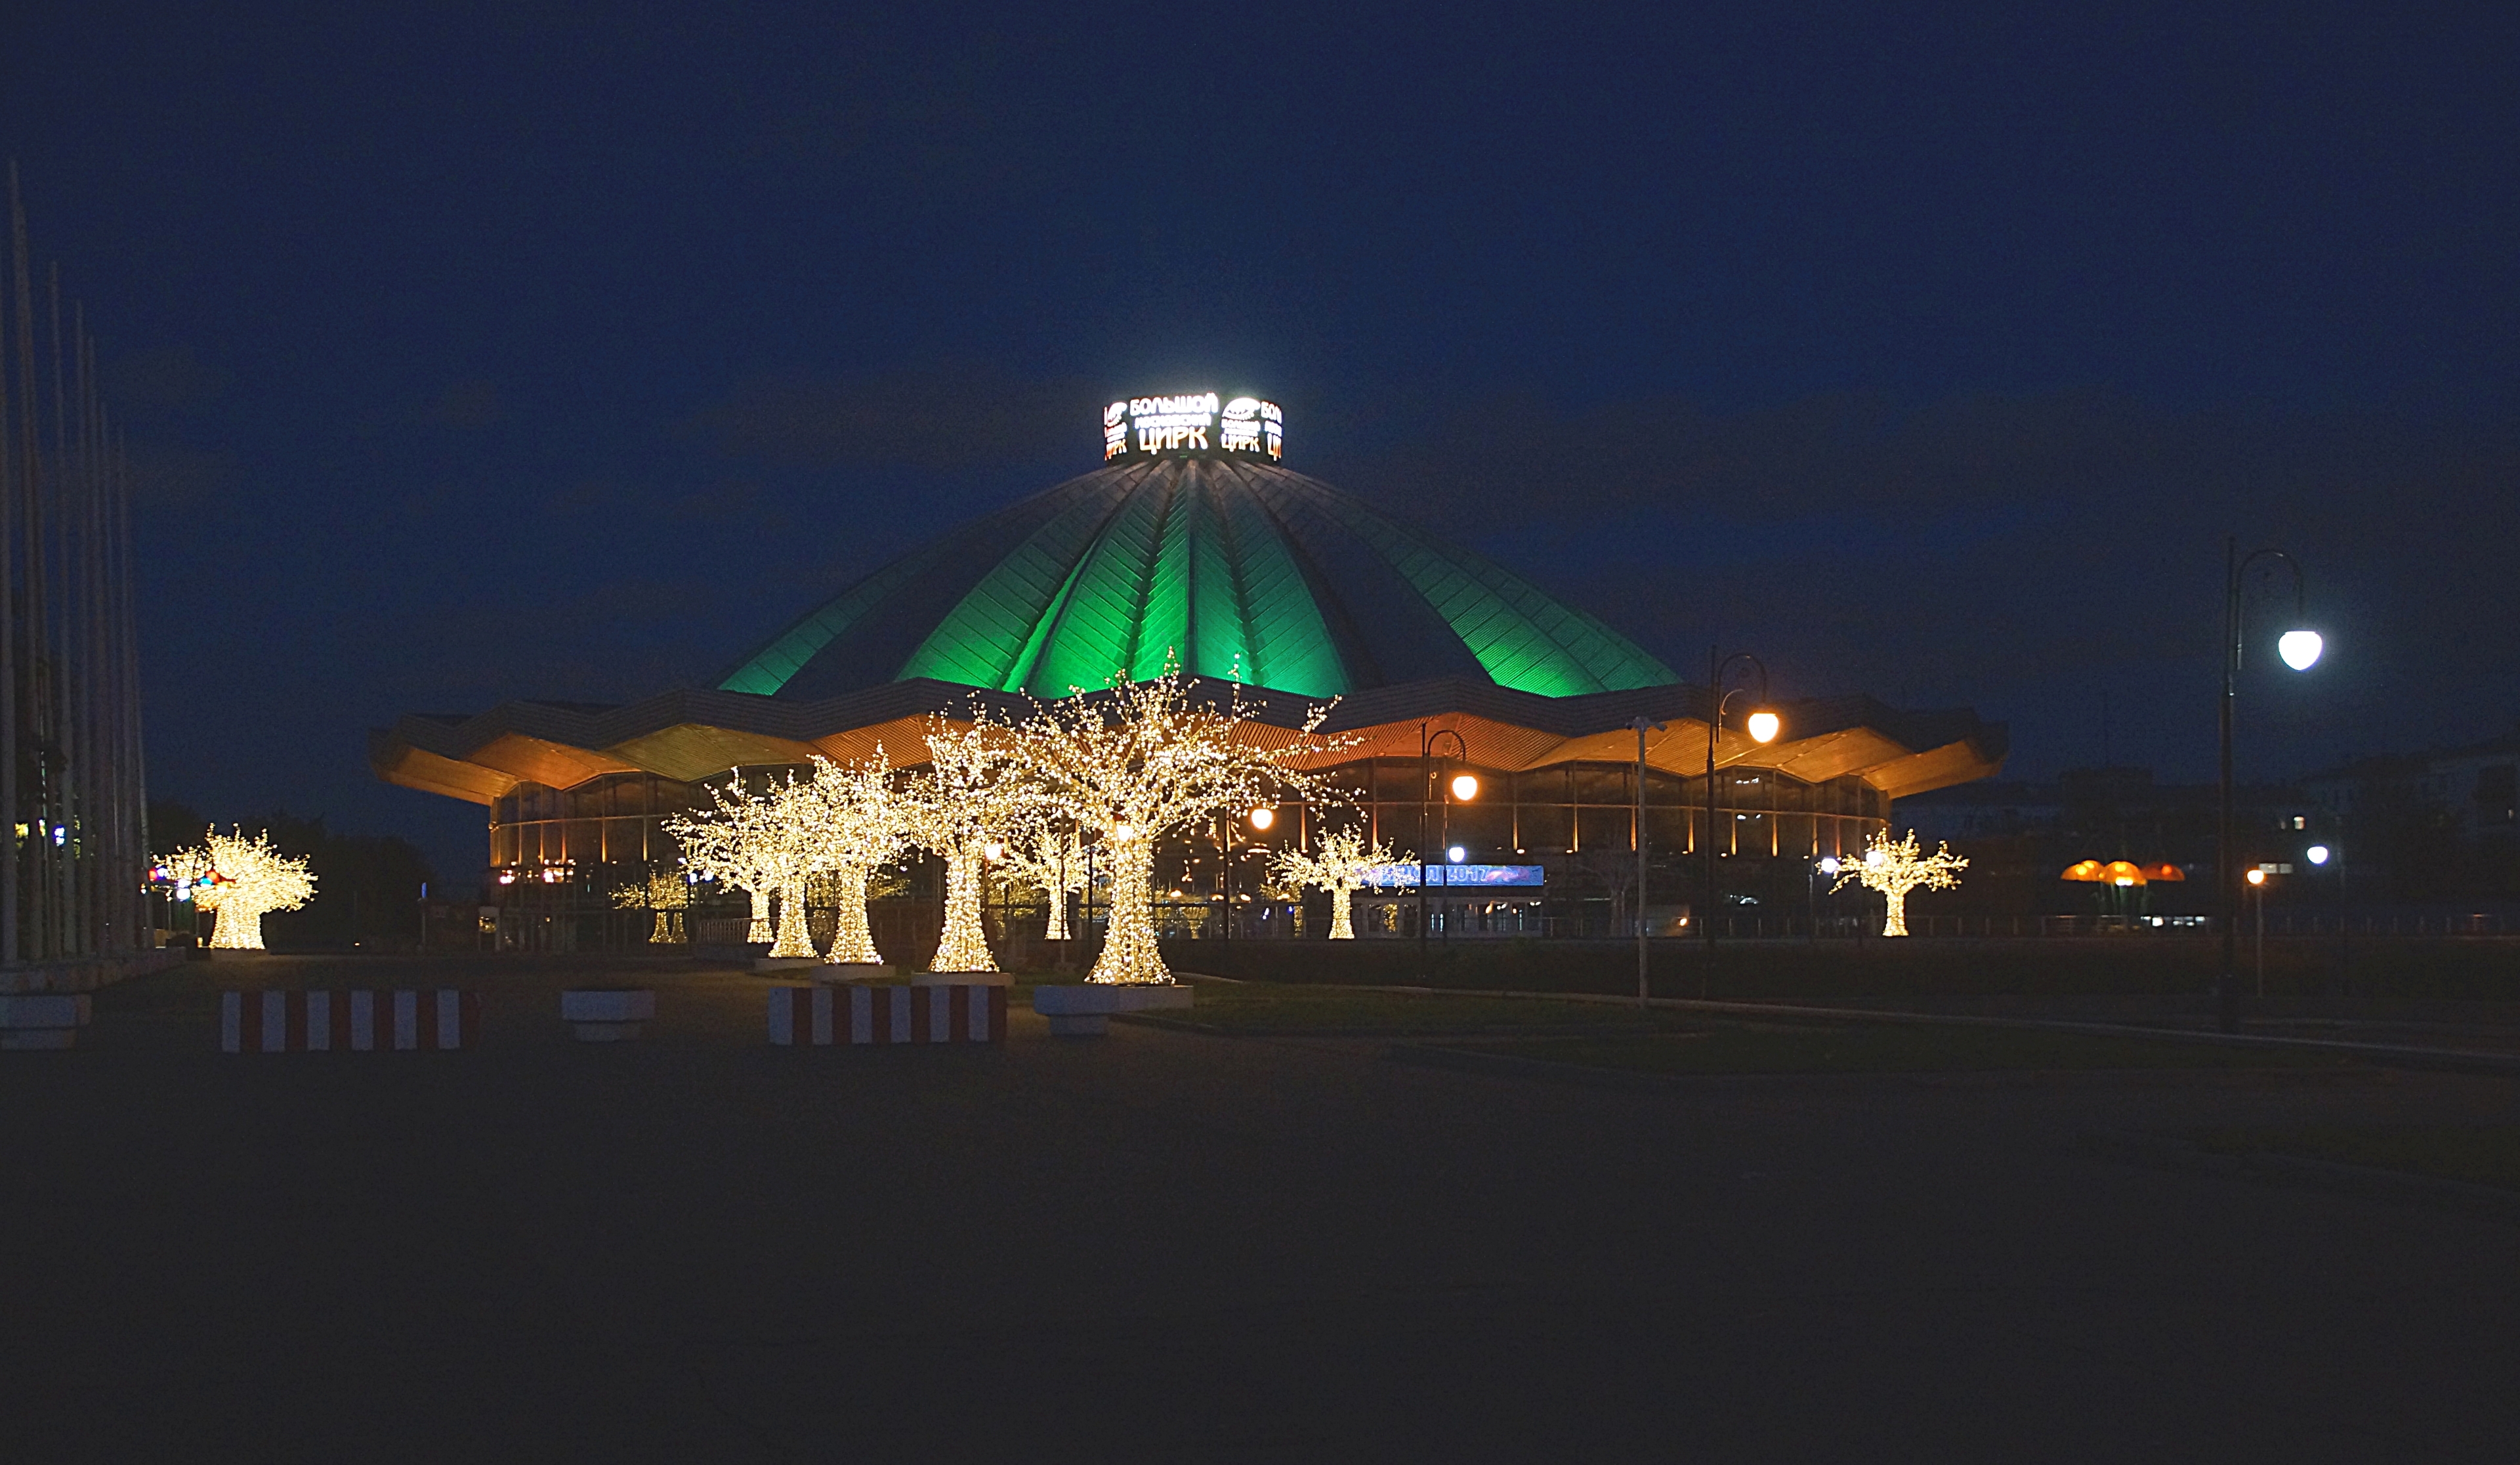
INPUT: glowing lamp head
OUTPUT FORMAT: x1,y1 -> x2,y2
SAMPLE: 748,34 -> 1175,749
1248,807 -> 1275,830
2307,844 -> 2331,865
2113,876 -> 2135,887
1816,857 -> 1841,875
1110,821 -> 1135,843
1447,845 -> 1465,864
982,840 -> 1005,862
2277,629 -> 2323,671
2245,867 -> 2268,886
1865,849 -> 1887,869
1745,710 -> 1782,744
1450,773 -> 1479,801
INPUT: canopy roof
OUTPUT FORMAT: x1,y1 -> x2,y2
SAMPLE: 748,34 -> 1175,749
718,458 -> 1676,702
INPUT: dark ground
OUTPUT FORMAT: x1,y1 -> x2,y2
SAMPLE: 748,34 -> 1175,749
6,954 -> 2517,1462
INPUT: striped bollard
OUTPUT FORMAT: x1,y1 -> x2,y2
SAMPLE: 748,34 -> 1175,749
766,985 -> 1005,1046
219,990 -> 480,1053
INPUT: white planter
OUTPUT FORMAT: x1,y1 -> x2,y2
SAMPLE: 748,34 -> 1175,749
812,962 -> 894,983
560,988 -> 656,1042
0,993 -> 91,1050
1028,983 -> 1192,1036
914,969 -> 1011,988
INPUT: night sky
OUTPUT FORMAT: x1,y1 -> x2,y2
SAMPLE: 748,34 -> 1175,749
6,5 -> 2516,883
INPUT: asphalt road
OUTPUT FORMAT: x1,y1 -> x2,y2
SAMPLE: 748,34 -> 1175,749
5,956 -> 2516,1462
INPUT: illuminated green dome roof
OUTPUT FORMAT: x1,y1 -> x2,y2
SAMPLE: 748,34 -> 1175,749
720,457 -> 1677,702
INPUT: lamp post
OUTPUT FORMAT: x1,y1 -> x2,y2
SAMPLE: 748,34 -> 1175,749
1418,725 -> 1475,967
1811,856 -> 1839,943
2306,838 -> 2347,992
1703,648 -> 1782,967
1631,715 -> 1666,1008
2217,540 -> 2321,1032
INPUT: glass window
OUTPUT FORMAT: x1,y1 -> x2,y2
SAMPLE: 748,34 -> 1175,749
1577,805 -> 1634,853
1515,767 -> 1572,805
1574,764 -> 1630,805
1516,803 -> 1572,855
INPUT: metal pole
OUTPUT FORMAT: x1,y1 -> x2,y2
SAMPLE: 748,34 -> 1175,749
2217,538 -> 2240,1033
1704,646 -> 1719,961
1417,723 -> 1429,965
1634,717 -> 1650,1006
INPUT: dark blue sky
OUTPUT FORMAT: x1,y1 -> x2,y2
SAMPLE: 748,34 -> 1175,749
7,3 -> 2516,881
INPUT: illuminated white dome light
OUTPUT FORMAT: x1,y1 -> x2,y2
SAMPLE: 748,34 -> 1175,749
2277,629 -> 2323,671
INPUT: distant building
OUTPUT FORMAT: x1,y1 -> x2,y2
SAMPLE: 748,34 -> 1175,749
373,391 -> 2006,947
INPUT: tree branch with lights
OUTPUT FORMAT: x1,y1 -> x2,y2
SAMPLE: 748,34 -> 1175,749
665,771 -> 820,957
1002,663 -> 1353,983
897,717 -> 1036,973
159,827 -> 318,951
1267,826 -> 1408,940
794,748 -> 910,966
1832,830 -> 1968,937
610,866 -> 692,944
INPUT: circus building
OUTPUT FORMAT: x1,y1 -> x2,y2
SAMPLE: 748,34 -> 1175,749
372,392 -> 2005,949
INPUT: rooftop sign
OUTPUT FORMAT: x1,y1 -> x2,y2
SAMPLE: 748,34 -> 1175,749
1104,393 -> 1283,462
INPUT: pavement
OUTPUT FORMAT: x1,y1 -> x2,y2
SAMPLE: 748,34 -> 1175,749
5,954 -> 2517,1462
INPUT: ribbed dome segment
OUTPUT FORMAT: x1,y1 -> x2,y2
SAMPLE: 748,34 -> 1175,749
719,458 -> 1676,701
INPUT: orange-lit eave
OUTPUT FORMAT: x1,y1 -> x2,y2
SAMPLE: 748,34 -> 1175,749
376,711 -> 1998,802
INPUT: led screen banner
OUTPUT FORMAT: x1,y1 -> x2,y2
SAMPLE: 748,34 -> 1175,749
1104,393 -> 1284,461
1360,864 -> 1546,889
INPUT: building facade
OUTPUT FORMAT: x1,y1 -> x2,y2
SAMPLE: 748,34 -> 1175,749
374,391 -> 2006,950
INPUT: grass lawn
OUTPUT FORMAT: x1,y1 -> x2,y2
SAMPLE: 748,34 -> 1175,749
1428,1023 -> 2370,1076
2192,1126 -> 2520,1192
1133,981 -> 1676,1036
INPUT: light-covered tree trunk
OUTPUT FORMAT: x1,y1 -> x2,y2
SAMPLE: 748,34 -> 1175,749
1043,886 -> 1070,942
823,864 -> 883,965
1089,843 -> 1167,983
648,909 -> 684,944
746,888 -> 773,944
1328,880 -> 1358,939
1881,886 -> 1911,937
209,904 -> 265,950
933,849 -> 997,971
768,883 -> 816,958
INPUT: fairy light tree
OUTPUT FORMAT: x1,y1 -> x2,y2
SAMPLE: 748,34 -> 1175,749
795,749 -> 909,966
898,717 -> 1035,973
1269,826 -> 1408,940
610,866 -> 691,944
994,822 -> 1089,941
160,826 -> 317,951
666,771 -> 818,957
1832,830 -> 1969,937
1003,663 -> 1353,984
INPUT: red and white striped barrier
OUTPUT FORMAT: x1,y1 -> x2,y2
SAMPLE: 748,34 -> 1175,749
767,985 -> 1005,1046
219,990 -> 480,1053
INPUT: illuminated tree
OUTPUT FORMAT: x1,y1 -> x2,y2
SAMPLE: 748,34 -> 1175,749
610,866 -> 691,944
795,749 -> 909,966
1268,826 -> 1408,940
1832,830 -> 1969,937
994,822 -> 1089,941
160,826 -> 317,951
1003,663 -> 1353,983
898,718 -> 1035,973
666,772 -> 818,957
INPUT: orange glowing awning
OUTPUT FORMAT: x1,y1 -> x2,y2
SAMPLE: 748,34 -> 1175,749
2144,862 -> 2187,882
2060,860 -> 2107,882
2099,860 -> 2149,885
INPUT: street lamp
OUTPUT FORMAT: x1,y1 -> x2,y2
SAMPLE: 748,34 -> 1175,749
1418,725 -> 1475,966
1704,648 -> 1780,968
1811,855 -> 1840,943
2217,539 -> 2320,1032
1631,714 -> 1668,1008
